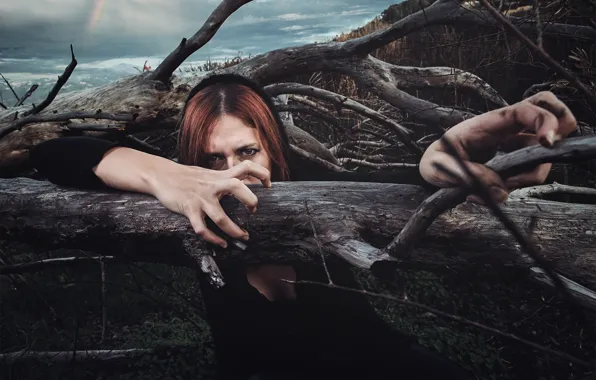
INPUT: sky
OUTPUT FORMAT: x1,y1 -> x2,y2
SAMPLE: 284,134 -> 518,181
0,0 -> 401,106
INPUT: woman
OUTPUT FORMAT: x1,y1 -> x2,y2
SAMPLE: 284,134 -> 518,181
30,74 -> 577,380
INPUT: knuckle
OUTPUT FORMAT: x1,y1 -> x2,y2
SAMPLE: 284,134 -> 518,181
211,214 -> 227,225
227,178 -> 243,188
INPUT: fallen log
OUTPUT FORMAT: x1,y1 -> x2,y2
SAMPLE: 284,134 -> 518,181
1,177 -> 595,309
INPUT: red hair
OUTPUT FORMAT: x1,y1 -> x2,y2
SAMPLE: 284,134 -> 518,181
177,82 -> 290,181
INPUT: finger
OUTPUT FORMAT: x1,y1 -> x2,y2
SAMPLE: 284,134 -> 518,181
186,208 -> 228,248
421,151 -> 509,203
215,178 -> 259,214
526,91 -> 577,139
227,160 -> 272,188
499,133 -> 538,153
504,163 -> 552,190
201,194 -> 250,241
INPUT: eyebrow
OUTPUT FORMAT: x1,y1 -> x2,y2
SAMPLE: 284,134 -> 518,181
206,143 -> 259,155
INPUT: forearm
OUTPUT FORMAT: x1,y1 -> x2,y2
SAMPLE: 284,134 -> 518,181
93,146 -> 175,196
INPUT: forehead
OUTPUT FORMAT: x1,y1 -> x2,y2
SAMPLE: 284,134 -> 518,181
207,114 -> 259,153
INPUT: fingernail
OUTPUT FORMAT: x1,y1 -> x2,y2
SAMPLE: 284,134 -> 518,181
541,130 -> 555,147
221,242 -> 228,249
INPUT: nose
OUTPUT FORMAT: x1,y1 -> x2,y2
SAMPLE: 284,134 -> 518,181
226,156 -> 239,170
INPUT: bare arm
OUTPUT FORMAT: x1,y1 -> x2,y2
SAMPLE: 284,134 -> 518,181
32,138 -> 272,248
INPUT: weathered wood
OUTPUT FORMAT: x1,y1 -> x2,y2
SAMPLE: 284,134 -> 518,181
1,0 -> 541,173
1,178 -> 595,307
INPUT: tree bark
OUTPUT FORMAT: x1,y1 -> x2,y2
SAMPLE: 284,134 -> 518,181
1,177 -> 595,308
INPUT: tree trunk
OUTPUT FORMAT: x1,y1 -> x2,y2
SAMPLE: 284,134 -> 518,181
1,177 -> 595,308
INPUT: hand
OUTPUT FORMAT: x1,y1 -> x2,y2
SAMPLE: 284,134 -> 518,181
419,91 -> 577,203
151,160 -> 272,248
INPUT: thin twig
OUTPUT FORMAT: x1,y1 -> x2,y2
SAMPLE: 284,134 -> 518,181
14,84 -> 39,107
290,144 -> 349,172
0,256 -> 117,275
0,101 -> 7,110
304,200 -> 332,284
265,83 -> 422,156
283,279 -> 590,367
477,0 -> 596,108
434,136 -> 582,314
339,157 -> 418,170
0,72 -> 19,101
122,135 -> 165,156
24,44 -> 77,116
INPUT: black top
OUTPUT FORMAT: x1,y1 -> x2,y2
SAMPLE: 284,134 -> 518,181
29,136 -> 471,380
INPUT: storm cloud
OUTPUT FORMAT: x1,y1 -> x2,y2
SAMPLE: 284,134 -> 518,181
0,0 -> 398,104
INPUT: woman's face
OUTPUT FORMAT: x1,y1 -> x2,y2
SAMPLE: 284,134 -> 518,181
204,114 -> 272,184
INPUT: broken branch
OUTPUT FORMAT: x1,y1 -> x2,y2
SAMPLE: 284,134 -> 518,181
148,0 -> 255,83
265,82 -> 422,156
23,44 -> 78,117
385,135 -> 596,258
14,84 -> 39,107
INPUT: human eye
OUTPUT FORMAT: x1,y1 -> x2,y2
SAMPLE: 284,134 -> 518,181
207,154 -> 222,163
241,148 -> 258,156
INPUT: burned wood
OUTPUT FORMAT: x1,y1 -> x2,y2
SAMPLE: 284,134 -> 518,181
23,45 -> 78,117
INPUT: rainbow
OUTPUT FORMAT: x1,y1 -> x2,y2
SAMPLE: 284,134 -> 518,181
87,0 -> 107,32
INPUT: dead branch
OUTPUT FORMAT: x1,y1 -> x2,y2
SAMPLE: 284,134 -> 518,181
121,135 -> 165,156
24,45 -> 78,117
325,55 -> 475,129
290,280 -> 591,367
338,158 -> 418,170
0,73 -> 19,101
509,183 -> 596,199
385,135 -> 596,258
275,103 -> 342,129
289,144 -> 348,172
0,101 -> 7,110
14,84 -> 39,107
148,0 -> 255,83
477,0 -> 596,108
0,111 -> 136,139
384,65 -> 508,107
265,83 -> 422,156
432,135 -> 582,316
0,256 -> 117,275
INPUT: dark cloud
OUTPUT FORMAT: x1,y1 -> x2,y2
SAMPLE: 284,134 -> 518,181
0,0 -> 398,104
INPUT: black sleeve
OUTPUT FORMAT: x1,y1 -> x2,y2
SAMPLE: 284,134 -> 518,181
30,136 -> 120,190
